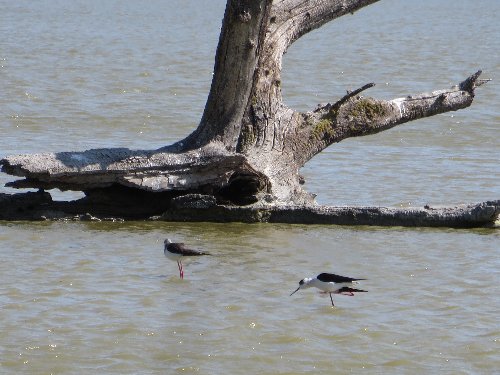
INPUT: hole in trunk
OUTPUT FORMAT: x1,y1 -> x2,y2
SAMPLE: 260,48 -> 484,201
218,172 -> 267,205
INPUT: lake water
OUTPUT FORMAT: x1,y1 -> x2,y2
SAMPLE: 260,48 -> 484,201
1,0 -> 499,373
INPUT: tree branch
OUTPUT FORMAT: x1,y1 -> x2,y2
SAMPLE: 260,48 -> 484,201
295,71 -> 489,164
459,69 -> 491,93
272,0 -> 381,49
331,82 -> 375,109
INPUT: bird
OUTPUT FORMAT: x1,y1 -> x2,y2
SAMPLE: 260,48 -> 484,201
290,272 -> 367,307
163,238 -> 210,279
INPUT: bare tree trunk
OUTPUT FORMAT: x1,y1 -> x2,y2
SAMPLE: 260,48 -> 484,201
0,0 -> 496,227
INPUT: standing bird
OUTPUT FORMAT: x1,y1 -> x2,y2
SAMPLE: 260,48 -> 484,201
163,239 -> 210,279
290,273 -> 367,307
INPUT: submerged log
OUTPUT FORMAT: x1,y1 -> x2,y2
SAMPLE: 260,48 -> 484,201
1,191 -> 498,228
159,197 -> 500,228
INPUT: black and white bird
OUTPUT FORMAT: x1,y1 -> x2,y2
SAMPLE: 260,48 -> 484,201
163,239 -> 210,279
290,273 -> 367,307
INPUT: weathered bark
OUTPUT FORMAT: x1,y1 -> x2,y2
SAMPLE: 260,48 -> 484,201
0,144 -> 269,205
0,0 -> 496,227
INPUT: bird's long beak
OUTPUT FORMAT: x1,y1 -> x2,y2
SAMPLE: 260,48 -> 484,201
290,286 -> 300,296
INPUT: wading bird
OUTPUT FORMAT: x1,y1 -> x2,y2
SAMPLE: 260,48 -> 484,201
290,273 -> 367,307
164,239 -> 210,279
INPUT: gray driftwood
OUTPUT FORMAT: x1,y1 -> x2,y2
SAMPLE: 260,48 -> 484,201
0,0 -> 497,227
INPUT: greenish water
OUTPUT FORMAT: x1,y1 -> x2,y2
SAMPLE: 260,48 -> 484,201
1,0 -> 499,373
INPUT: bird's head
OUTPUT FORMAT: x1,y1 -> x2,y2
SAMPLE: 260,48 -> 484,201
164,238 -> 172,246
290,277 -> 314,296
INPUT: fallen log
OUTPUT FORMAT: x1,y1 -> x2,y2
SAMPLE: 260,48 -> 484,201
1,191 -> 498,228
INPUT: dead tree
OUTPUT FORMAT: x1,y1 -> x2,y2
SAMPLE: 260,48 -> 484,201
1,0 -> 498,227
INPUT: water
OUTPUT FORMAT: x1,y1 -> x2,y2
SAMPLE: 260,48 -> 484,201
1,0 -> 499,373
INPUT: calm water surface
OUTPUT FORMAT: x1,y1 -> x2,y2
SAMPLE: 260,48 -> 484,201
1,0 -> 499,373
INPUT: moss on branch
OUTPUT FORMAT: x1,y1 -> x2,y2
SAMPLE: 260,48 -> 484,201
310,108 -> 339,141
350,98 -> 387,119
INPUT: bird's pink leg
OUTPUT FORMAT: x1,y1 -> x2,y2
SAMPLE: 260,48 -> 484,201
179,261 -> 184,279
177,261 -> 182,278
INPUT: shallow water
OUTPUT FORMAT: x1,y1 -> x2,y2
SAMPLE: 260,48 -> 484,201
1,222 -> 498,374
1,0 -> 499,373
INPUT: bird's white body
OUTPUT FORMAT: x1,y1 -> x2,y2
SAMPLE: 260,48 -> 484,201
163,247 -> 183,262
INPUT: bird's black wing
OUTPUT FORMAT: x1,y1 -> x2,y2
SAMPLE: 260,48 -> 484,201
337,286 -> 368,293
181,248 -> 210,256
166,242 -> 185,255
317,273 -> 366,283
167,242 -> 209,256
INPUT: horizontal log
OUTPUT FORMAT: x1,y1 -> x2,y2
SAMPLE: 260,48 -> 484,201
160,198 -> 500,228
1,191 -> 498,228
0,145 -> 262,193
